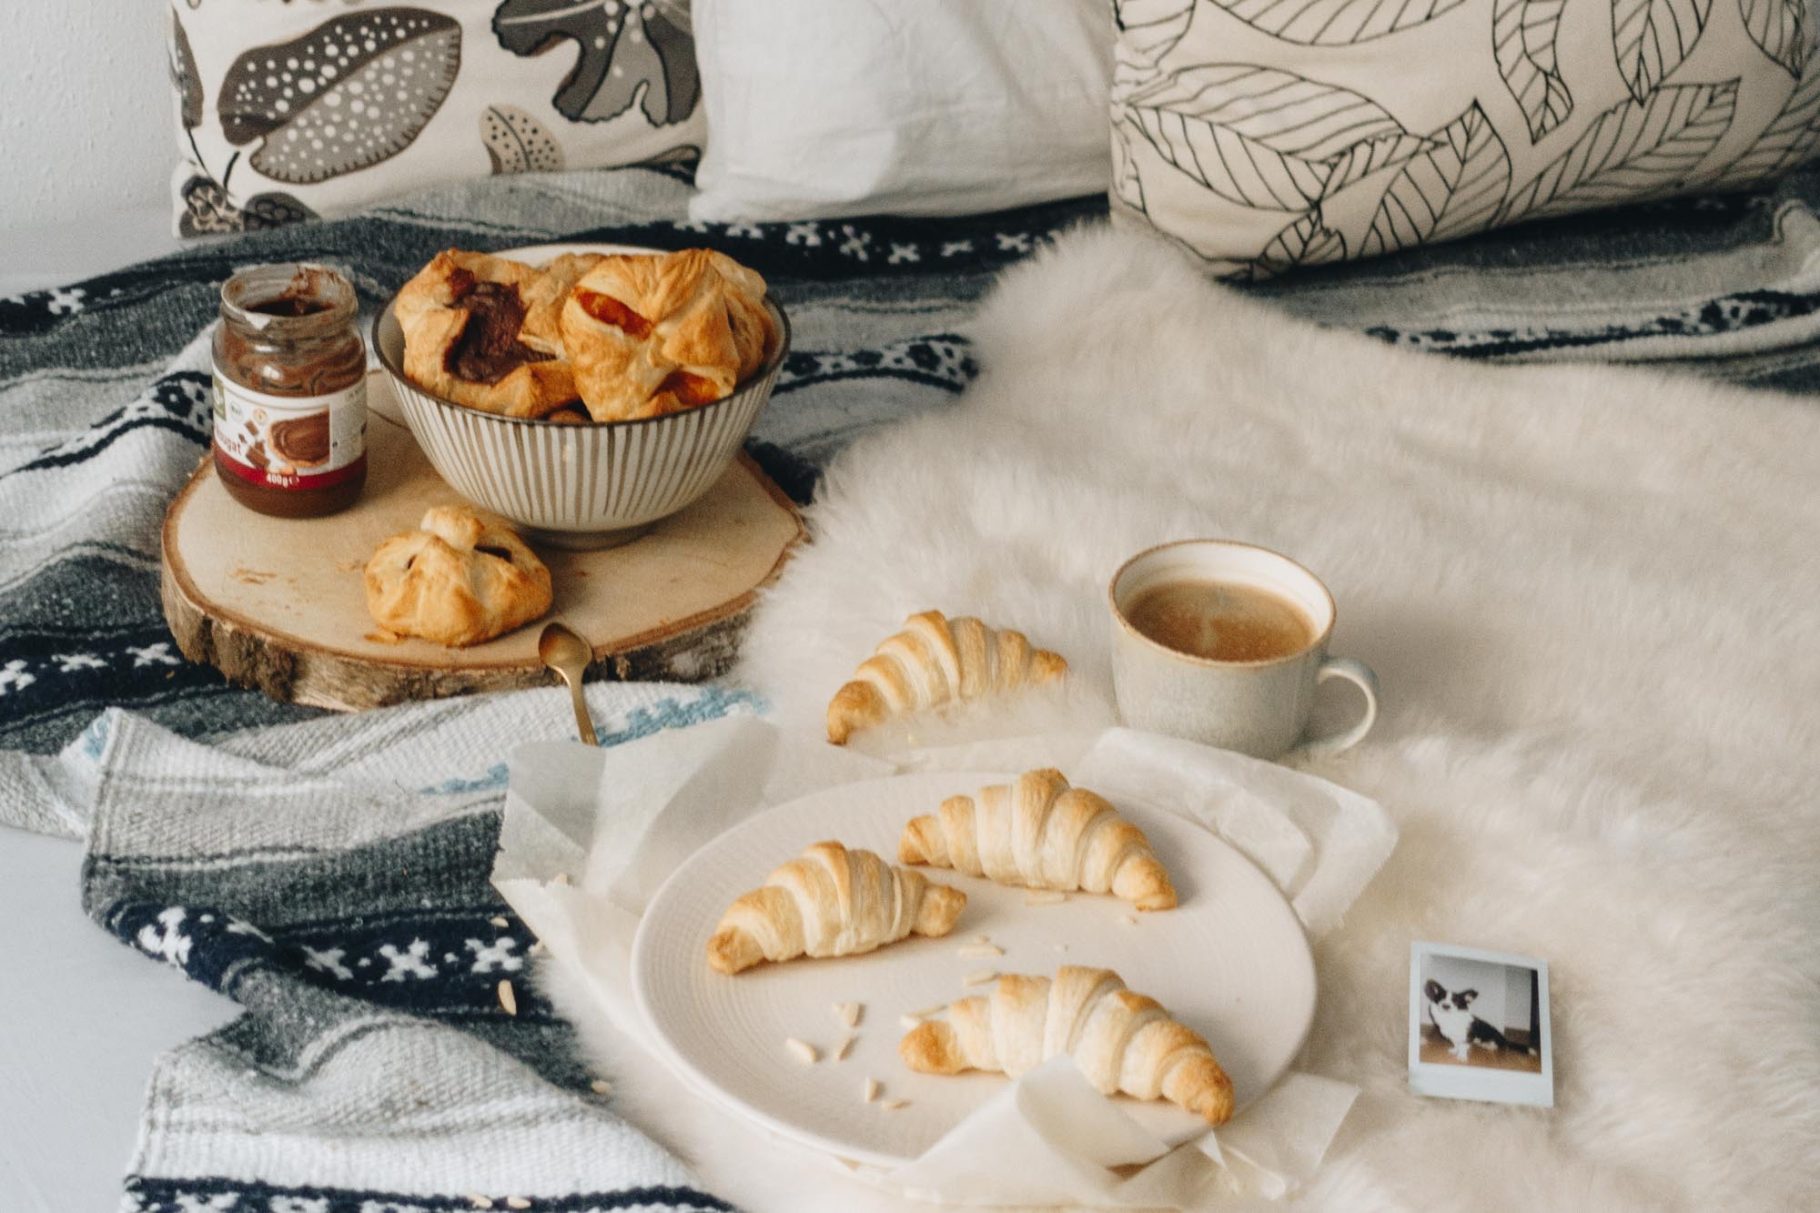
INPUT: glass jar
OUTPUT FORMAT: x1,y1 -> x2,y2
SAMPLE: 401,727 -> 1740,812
211,263 -> 368,518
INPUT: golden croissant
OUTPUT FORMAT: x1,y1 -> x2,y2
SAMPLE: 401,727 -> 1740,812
706,841 -> 967,975
900,966 -> 1234,1125
826,610 -> 1068,745
900,769 -> 1177,910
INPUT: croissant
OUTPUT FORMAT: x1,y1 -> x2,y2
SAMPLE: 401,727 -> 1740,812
826,610 -> 1068,745
900,769 -> 1177,911
707,841 -> 967,975
900,966 -> 1234,1126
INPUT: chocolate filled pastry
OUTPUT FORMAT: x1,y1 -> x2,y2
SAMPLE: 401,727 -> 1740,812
363,505 -> 553,647
267,411 -> 331,467
394,250 -> 579,417
560,248 -> 777,421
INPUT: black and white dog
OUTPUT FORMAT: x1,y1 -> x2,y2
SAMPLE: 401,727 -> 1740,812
1423,980 -> 1537,1061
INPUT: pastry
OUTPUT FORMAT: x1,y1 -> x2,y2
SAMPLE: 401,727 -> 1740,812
560,248 -> 777,421
363,506 -> 553,647
900,769 -> 1176,910
520,252 -> 602,355
395,249 -> 578,417
900,966 -> 1234,1125
826,610 -> 1069,745
707,841 -> 966,975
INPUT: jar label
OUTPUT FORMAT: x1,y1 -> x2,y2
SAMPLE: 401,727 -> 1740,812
212,372 -> 367,490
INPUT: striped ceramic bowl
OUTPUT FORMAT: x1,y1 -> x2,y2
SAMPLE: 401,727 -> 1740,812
372,246 -> 788,548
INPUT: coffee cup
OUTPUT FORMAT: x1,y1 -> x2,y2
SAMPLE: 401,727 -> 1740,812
1108,539 -> 1379,759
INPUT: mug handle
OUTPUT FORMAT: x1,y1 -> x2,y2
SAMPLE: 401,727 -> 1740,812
1300,657 -> 1380,756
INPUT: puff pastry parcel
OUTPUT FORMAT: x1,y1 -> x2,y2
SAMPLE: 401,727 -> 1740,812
826,610 -> 1069,745
363,506 -> 553,647
394,250 -> 579,418
560,248 -> 777,421
901,966 -> 1235,1125
901,769 -> 1177,910
707,841 -> 966,975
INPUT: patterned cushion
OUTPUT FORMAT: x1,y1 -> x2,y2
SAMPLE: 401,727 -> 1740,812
1109,0 -> 1820,276
169,2 -> 703,236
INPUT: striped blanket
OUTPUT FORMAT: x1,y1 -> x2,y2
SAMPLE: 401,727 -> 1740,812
4,161 -> 1818,1210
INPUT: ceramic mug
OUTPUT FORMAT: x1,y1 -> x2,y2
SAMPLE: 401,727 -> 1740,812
1108,540 -> 1380,759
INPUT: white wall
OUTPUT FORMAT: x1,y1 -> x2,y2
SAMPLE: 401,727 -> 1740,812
3,2 -> 171,229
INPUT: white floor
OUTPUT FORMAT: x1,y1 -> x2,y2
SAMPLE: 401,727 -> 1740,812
0,220 -> 240,1210
0,829 -> 237,1211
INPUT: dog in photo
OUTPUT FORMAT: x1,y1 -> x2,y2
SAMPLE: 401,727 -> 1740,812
1424,979 -> 1536,1061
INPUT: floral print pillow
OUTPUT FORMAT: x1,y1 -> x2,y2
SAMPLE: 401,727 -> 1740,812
1109,0 -> 1820,277
170,1 -> 702,235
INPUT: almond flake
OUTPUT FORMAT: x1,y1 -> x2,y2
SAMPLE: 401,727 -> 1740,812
497,979 -> 518,1016
505,1200 -> 532,1211
589,1079 -> 613,1096
962,969 -> 998,987
881,1098 -> 910,1111
834,1035 -> 856,1062
956,944 -> 1003,958
899,1013 -> 924,1030
465,1197 -> 493,1210
863,1078 -> 882,1103
833,1001 -> 862,1029
1024,890 -> 1067,906
488,915 -> 509,928
786,1037 -> 819,1065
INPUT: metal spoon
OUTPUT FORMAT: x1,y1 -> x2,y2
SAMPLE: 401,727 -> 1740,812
538,622 -> 598,746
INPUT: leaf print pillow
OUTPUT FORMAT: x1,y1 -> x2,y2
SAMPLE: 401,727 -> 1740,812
1110,0 -> 1820,277
169,2 -> 703,237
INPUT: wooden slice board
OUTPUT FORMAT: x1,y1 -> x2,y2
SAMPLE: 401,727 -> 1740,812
161,370 -> 805,711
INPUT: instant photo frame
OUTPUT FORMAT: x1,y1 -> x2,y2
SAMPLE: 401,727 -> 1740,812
1409,941 -> 1553,1109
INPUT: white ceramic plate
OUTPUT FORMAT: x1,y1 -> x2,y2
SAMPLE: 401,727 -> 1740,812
631,771 -> 1316,1168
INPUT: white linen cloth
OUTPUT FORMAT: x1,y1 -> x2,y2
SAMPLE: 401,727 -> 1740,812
493,717 -> 1395,1210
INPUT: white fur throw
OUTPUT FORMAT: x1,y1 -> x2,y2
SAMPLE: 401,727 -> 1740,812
721,226 -> 1820,1210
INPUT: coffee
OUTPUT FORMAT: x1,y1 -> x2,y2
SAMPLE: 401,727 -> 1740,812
1124,579 -> 1315,662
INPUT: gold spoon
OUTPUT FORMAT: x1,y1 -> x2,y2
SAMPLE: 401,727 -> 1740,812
537,621 -> 598,746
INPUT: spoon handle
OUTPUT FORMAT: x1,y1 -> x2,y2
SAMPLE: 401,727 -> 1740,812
564,672 -> 598,746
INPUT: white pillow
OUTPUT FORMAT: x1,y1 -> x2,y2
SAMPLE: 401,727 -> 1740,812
690,0 -> 1113,221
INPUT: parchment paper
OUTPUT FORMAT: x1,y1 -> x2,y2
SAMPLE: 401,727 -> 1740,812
493,718 -> 1395,1208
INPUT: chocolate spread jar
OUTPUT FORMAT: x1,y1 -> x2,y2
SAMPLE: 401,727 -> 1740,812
211,263 -> 367,517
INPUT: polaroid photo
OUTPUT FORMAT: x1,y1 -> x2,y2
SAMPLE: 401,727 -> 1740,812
1409,941 -> 1553,1108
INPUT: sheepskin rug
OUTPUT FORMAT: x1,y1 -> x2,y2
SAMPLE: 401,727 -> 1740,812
570,225 -> 1820,1212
